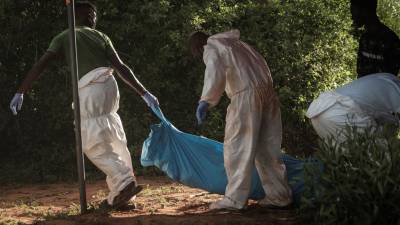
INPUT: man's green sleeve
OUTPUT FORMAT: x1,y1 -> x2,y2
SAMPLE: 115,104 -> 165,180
47,32 -> 66,54
103,34 -> 119,59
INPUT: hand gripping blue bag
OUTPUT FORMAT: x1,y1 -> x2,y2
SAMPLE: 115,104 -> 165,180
141,106 -> 322,202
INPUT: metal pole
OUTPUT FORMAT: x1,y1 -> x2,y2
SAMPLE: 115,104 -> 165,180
66,0 -> 87,214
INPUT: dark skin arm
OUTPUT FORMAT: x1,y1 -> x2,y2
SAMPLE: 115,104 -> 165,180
18,50 -> 148,96
17,51 -> 58,93
109,52 -> 147,96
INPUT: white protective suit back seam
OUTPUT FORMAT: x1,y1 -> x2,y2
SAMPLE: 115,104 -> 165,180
78,67 -> 114,89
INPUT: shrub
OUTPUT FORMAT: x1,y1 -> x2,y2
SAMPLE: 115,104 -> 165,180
302,126 -> 400,225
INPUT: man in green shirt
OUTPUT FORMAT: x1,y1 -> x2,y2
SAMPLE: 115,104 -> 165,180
9,1 -> 158,209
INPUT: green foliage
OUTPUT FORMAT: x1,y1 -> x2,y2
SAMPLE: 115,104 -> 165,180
378,0 -> 400,32
0,0 -> 399,182
302,127 -> 400,225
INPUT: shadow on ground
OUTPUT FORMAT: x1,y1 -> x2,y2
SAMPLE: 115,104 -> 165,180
37,204 -> 304,225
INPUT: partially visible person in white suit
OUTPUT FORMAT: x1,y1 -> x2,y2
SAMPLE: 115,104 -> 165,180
306,73 -> 400,144
188,30 -> 292,211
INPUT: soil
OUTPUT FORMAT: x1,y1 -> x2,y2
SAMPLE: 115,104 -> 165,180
0,176 -> 306,225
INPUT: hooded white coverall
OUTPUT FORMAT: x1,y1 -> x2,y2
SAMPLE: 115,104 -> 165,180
306,73 -> 400,144
78,67 -> 136,205
200,30 -> 292,209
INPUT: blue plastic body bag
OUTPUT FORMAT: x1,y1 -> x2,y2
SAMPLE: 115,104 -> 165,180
141,106 -> 321,202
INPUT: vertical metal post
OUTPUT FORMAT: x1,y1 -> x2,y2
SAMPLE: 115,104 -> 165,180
66,0 -> 87,214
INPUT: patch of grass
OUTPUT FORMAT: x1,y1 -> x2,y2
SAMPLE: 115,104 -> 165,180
0,219 -> 29,225
1,195 -> 103,225
13,197 -> 41,208
38,202 -> 99,224
138,184 -> 185,198
0,198 -> 44,221
91,190 -> 107,201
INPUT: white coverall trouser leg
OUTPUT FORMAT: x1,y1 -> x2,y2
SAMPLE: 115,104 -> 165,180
78,68 -> 136,205
223,89 -> 292,209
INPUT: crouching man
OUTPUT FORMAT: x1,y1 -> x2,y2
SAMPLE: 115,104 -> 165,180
306,73 -> 400,144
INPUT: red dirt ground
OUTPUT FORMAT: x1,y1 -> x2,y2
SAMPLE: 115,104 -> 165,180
0,176 -> 306,225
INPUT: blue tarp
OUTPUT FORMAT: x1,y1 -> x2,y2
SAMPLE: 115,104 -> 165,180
141,106 -> 322,202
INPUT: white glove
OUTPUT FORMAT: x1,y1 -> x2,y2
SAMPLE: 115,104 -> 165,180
10,93 -> 24,115
141,91 -> 159,108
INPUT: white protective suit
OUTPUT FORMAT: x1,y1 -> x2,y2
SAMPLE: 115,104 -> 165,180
78,67 -> 136,205
306,73 -> 400,144
200,30 -> 292,208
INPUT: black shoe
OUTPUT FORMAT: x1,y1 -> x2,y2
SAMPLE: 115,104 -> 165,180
98,199 -> 113,211
98,199 -> 136,211
112,182 -> 143,209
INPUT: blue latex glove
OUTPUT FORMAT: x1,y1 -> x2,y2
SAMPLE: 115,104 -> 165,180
196,101 -> 209,125
142,91 -> 159,108
10,93 -> 24,115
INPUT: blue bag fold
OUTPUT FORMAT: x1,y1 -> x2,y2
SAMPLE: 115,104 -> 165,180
141,106 -> 322,202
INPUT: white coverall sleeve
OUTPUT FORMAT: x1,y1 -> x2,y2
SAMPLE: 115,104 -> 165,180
200,48 -> 226,107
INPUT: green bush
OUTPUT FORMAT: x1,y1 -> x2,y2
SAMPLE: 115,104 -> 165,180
302,127 -> 400,225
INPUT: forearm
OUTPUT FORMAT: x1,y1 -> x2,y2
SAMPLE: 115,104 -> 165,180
16,52 -> 55,93
114,63 -> 147,96
17,64 -> 45,93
